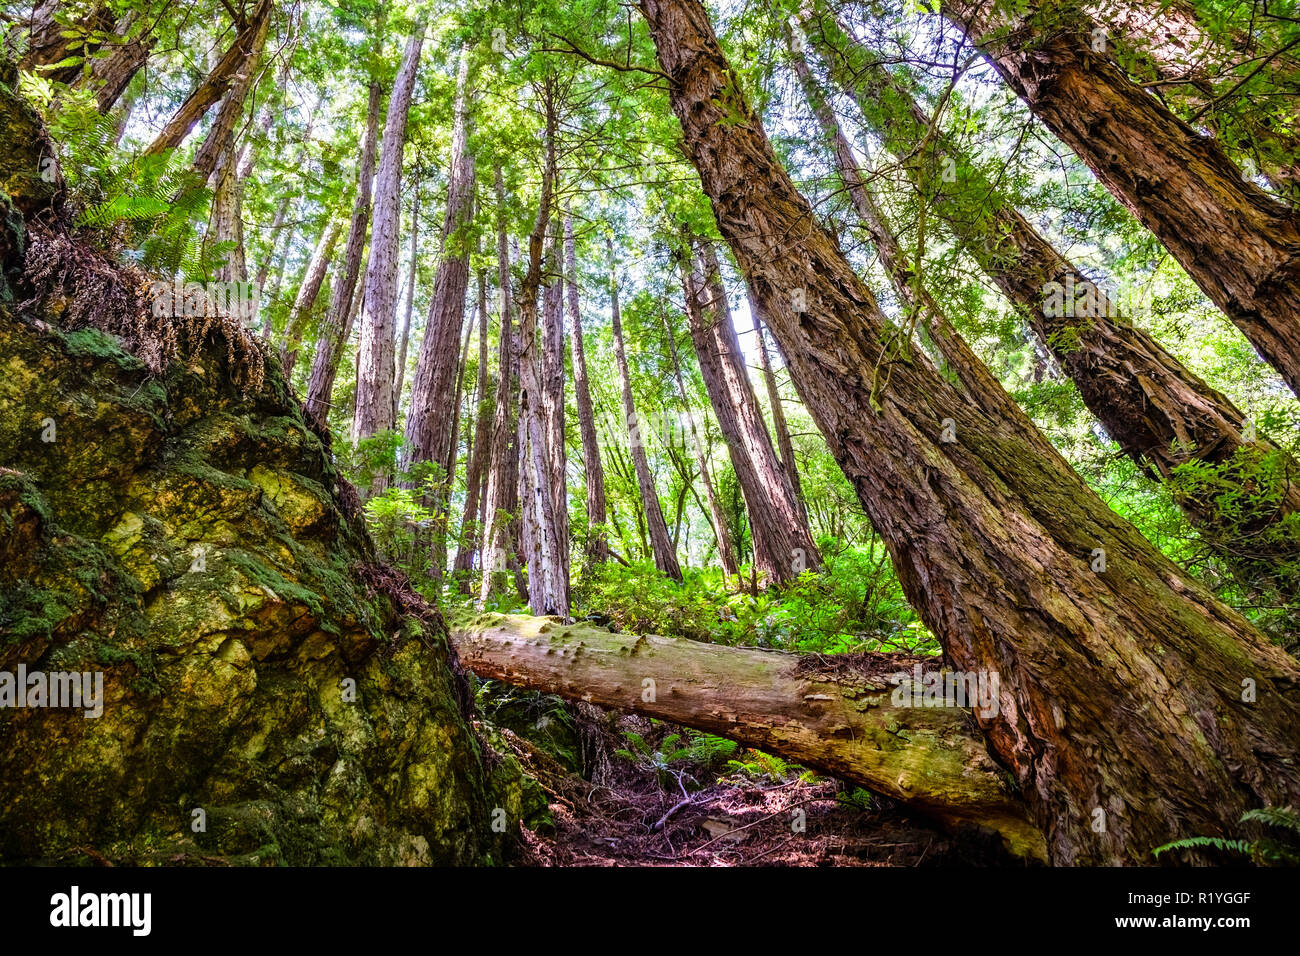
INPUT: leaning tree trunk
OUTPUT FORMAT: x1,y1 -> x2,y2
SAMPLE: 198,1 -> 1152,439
305,79 -> 382,426
281,216 -> 342,377
642,0 -> 1300,866
803,10 -> 1300,610
480,167 -> 527,605
144,0 -> 274,158
753,311 -> 802,503
451,612 -> 1045,861
1090,0 -> 1300,201
682,241 -> 821,584
611,241 -> 682,581
353,18 -> 424,461
661,309 -> 739,578
189,10 -> 272,183
564,208 -> 611,568
932,0 -> 1300,400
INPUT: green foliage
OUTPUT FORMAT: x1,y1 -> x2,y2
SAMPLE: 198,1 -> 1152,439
615,724 -> 738,787
574,543 -> 934,655
1153,806 -> 1300,866
724,750 -> 791,784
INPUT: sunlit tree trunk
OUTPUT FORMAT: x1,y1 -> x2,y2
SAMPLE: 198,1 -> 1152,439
611,238 -> 681,582
480,167 -> 527,605
305,77 -> 381,426
802,11 -> 1300,608
564,209 -> 610,568
933,0 -> 1300,400
643,0 -> 1300,865
681,241 -> 821,584
453,270 -> 494,584
541,222 -> 570,589
353,18 -> 424,471
144,0 -> 274,159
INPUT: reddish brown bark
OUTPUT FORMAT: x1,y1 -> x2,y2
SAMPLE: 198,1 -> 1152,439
564,209 -> 611,567
612,237 -> 682,581
305,79 -> 382,426
642,0 -> 1300,865
353,18 -> 424,457
681,242 -> 821,584
937,0 -> 1300,400
144,0 -> 274,159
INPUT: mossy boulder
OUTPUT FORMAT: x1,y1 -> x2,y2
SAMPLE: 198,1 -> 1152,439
0,311 -> 521,865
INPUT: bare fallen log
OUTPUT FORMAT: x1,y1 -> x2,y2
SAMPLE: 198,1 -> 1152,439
450,613 -> 1046,862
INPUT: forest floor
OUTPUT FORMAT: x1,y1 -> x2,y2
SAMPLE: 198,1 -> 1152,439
486,718 -> 1000,867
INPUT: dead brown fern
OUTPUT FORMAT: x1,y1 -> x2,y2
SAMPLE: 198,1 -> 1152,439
19,222 -> 267,391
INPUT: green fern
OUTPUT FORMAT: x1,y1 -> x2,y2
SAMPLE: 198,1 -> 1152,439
1153,805 -> 1300,865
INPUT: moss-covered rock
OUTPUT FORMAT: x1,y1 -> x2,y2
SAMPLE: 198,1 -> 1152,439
0,311 -> 519,865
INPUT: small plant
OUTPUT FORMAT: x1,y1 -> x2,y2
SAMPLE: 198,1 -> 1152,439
1152,806 -> 1300,865
615,726 -> 737,789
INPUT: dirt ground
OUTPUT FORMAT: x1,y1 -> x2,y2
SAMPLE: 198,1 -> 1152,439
485,718 -> 1011,867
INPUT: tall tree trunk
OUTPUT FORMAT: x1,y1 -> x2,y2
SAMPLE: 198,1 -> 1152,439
564,208 -> 611,568
452,612 -> 1046,860
353,18 -> 425,467
753,311 -> 802,504
612,238 -> 682,582
305,79 -> 382,425
932,0 -> 1300,400
514,93 -> 570,615
21,1 -> 152,107
209,142 -> 247,284
144,0 -> 274,158
642,0 -> 1300,865
681,241 -> 821,584
802,11 -> 1300,608
541,221 -> 570,589
480,167 -> 527,605
393,177 -> 420,404
453,270 -> 494,583
1092,0 -> 1300,200
405,46 -> 476,579
281,216 -> 341,377
661,309 -> 738,577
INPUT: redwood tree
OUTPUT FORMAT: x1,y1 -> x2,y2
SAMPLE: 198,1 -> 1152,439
641,0 -> 1300,866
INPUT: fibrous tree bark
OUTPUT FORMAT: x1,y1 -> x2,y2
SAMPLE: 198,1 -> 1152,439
661,309 -> 738,578
352,17 -> 424,462
1091,0 -> 1300,201
453,270 -> 494,583
642,0 -> 1300,865
611,237 -> 682,582
801,11 -> 1300,611
144,0 -> 274,159
406,46 -> 476,482
934,0 -> 1300,400
564,208 -> 610,568
681,241 -> 821,584
305,77 -> 382,426
451,612 -> 1046,861
514,91 -> 570,615
753,310 -> 802,505
480,167 -> 527,605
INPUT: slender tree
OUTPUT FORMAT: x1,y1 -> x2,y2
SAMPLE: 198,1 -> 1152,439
353,17 -> 425,462
564,208 -> 611,567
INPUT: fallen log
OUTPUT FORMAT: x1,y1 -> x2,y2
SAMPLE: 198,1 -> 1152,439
450,613 -> 1046,862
